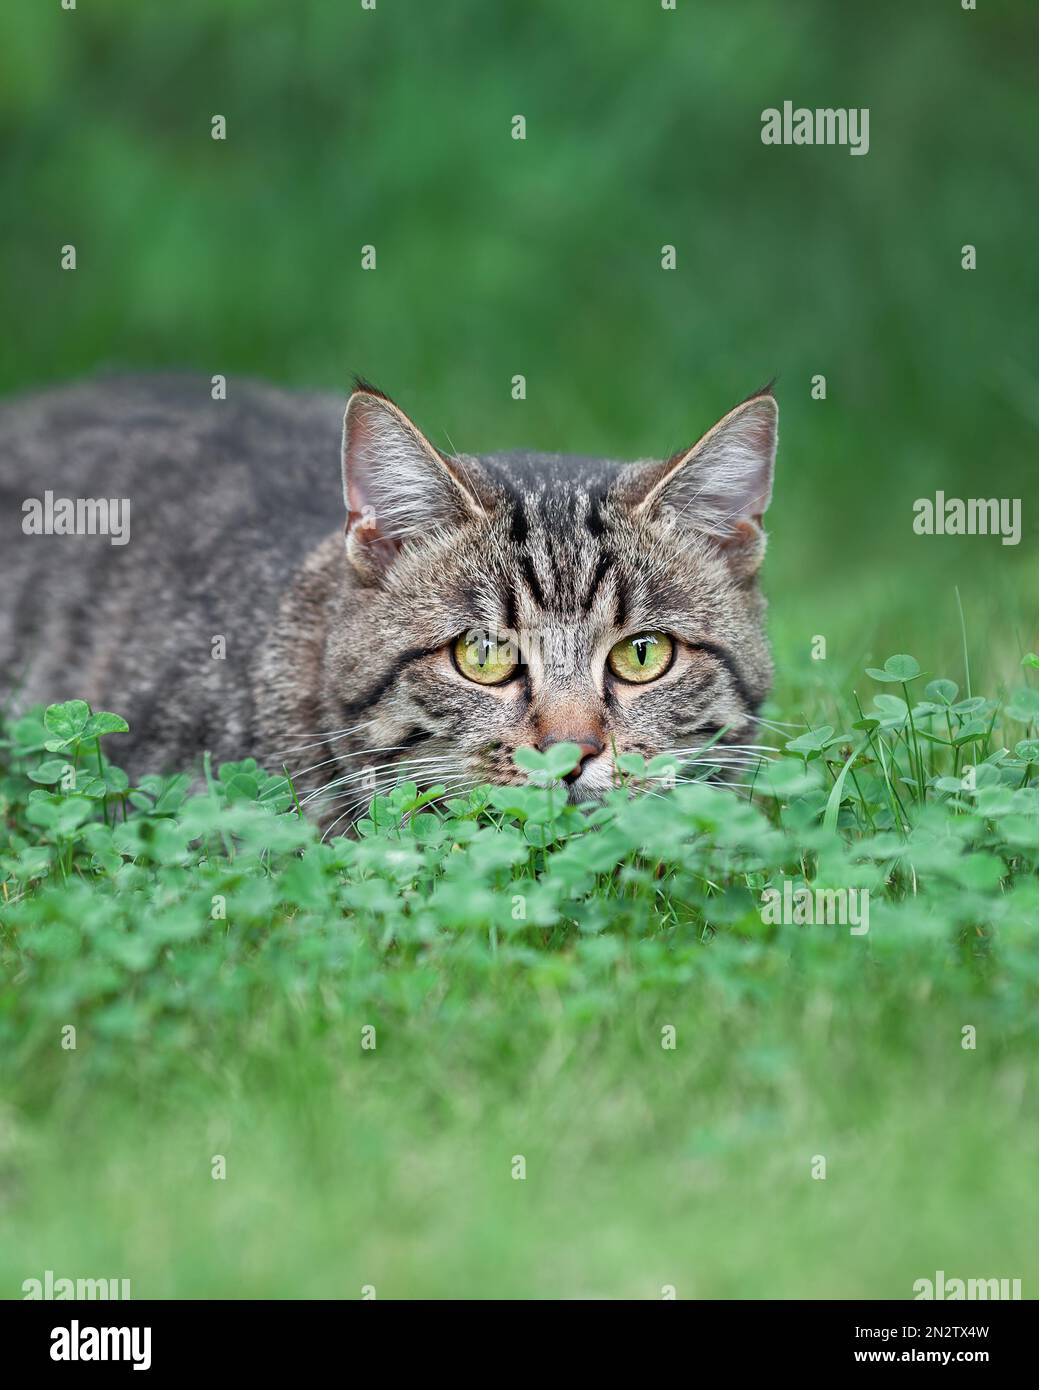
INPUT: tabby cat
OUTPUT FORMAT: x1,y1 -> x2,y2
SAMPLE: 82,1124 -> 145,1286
0,375 -> 778,831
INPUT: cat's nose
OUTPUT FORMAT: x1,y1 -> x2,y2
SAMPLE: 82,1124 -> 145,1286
538,733 -> 604,782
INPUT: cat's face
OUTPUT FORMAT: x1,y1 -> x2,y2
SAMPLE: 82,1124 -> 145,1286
316,385 -> 776,822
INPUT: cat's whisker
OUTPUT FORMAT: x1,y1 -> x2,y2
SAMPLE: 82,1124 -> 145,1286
300,754 -> 457,802
320,803 -> 364,842
406,778 -> 481,818
271,722 -> 376,752
317,764 -> 471,840
320,755 -> 462,790
667,750 -> 773,761
635,787 -> 671,804
634,774 -> 750,804
673,755 -> 762,767
661,753 -> 773,770
675,761 -> 770,776
712,741 -> 779,752
664,748 -> 774,762
266,720 -> 378,759
257,777 -> 292,800
272,725 -> 363,745
667,767 -> 756,778
318,776 -> 404,838
667,774 -> 761,794
640,751 -> 774,793
284,740 -> 434,782
665,741 -> 779,755
306,761 -> 467,817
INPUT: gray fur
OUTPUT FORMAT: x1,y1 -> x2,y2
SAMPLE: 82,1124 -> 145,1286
0,374 -> 777,830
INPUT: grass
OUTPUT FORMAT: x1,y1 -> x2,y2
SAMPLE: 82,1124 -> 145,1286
2,637 -> 1038,1298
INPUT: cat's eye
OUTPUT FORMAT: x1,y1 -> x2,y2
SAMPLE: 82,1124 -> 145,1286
607,631 -> 674,684
453,631 -> 518,685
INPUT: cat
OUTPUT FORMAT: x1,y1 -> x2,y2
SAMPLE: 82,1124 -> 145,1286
0,374 -> 777,831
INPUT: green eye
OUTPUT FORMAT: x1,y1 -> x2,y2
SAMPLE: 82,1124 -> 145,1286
453,632 -> 518,685
607,631 -> 674,684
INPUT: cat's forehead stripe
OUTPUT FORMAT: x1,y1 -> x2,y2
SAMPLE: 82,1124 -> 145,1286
500,481 -> 629,625
581,554 -> 614,613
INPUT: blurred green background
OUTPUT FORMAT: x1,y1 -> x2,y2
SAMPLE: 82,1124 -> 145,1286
2,0 -> 1036,694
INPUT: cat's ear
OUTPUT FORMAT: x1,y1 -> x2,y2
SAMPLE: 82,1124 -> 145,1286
621,390 -> 778,576
341,385 -> 486,577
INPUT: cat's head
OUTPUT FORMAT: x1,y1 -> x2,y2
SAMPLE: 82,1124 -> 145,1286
321,382 -> 776,815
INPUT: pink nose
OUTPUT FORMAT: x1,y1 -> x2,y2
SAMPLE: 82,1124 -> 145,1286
538,734 -> 604,782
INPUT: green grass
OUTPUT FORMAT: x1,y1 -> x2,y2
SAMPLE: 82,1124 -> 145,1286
2,640 -> 1038,1298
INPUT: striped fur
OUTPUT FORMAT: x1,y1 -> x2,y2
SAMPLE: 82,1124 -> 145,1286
0,374 -> 777,831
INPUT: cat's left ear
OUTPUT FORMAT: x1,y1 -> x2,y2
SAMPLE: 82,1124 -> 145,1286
341,385 -> 487,579
621,390 -> 778,577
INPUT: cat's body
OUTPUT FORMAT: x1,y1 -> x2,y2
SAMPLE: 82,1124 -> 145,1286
0,374 -> 777,830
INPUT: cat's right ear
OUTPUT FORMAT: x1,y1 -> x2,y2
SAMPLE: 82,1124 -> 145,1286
617,389 -> 778,579
341,387 -> 486,579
